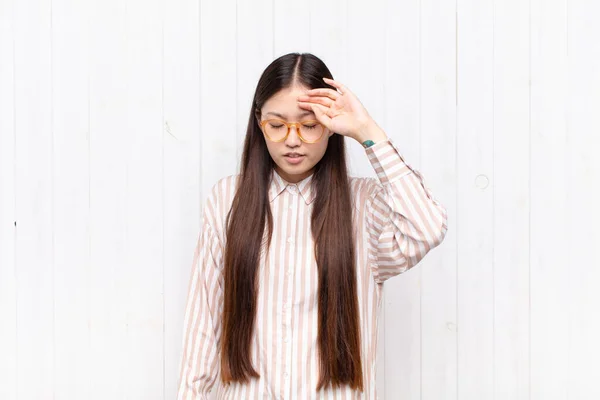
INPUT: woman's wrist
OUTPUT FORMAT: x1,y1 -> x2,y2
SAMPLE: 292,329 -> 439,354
355,119 -> 388,147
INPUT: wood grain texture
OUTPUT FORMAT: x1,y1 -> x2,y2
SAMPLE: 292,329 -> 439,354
1,0 -> 599,398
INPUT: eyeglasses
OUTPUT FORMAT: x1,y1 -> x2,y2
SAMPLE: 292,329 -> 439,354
258,118 -> 326,143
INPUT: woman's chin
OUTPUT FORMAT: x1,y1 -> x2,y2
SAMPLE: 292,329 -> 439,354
275,163 -> 314,183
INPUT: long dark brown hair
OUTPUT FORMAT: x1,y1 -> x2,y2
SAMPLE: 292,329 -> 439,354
220,52 -> 363,392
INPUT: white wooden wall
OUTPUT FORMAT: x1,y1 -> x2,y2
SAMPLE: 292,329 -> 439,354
0,0 -> 599,398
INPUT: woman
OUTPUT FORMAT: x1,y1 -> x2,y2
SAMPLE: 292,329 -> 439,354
177,52 -> 448,399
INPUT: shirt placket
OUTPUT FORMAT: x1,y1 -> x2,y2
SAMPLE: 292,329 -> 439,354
281,184 -> 298,399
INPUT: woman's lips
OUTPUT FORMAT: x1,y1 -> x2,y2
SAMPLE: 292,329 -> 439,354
284,154 -> 305,165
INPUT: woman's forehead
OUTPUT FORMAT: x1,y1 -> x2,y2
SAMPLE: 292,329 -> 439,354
260,85 -> 315,119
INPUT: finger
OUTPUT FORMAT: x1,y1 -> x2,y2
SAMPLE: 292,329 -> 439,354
323,77 -> 348,95
298,102 -> 332,128
311,103 -> 339,123
304,88 -> 340,101
297,95 -> 334,108
296,100 -> 319,115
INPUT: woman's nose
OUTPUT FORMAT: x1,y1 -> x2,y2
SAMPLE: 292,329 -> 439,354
285,126 -> 302,144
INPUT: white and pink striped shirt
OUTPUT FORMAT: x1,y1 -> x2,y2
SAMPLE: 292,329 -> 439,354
177,138 -> 448,399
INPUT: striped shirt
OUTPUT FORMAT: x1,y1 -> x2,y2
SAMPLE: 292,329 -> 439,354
177,138 -> 448,399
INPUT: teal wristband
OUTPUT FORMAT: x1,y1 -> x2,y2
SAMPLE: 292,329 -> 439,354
362,140 -> 375,148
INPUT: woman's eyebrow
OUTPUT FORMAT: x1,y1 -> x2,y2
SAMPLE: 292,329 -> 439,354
265,111 -> 314,119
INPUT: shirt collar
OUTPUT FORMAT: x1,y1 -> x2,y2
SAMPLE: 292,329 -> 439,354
268,169 -> 316,205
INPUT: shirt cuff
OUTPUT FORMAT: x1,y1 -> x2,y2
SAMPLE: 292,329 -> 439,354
365,138 -> 414,185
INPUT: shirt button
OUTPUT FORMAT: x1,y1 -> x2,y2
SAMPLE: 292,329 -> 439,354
287,237 -> 294,243
284,372 -> 289,378
284,337 -> 289,342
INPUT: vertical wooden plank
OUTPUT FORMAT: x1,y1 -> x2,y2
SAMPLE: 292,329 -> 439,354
272,0 -> 310,57
13,0 -> 55,397
456,0 -> 494,397
51,0 -> 91,398
345,0 -> 386,178
381,0 -> 422,397
199,0 -> 237,196
123,0 -> 165,397
308,0 -> 347,84
88,0 -> 129,398
493,0 -> 531,398
419,0 -> 458,398
0,0 -> 17,398
529,0 -> 569,398
163,0 -> 202,396
565,0 -> 600,397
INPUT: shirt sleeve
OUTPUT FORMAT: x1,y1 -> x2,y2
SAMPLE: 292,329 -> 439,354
176,218 -> 224,399
364,137 -> 448,283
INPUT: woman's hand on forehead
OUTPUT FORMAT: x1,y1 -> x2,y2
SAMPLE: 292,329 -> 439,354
296,77 -> 375,141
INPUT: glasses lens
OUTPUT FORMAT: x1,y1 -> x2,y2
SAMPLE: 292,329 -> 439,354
300,122 -> 324,142
264,120 -> 288,141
